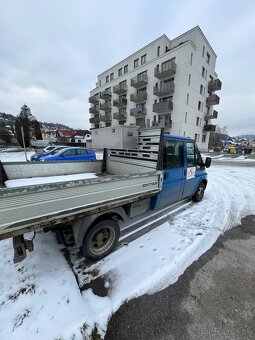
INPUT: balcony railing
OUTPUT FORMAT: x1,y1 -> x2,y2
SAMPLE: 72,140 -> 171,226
130,92 -> 147,103
152,120 -> 172,129
113,83 -> 127,95
113,112 -> 127,120
89,94 -> 99,104
130,107 -> 147,117
130,74 -> 148,88
153,101 -> 173,113
89,106 -> 99,114
203,124 -> 216,132
153,82 -> 175,96
100,89 -> 112,100
205,110 -> 218,120
154,60 -> 177,79
113,98 -> 127,108
100,103 -> 112,111
208,78 -> 222,92
206,94 -> 220,106
89,117 -> 100,124
100,114 -> 112,122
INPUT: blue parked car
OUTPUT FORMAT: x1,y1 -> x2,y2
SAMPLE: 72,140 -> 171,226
39,147 -> 96,162
30,146 -> 67,161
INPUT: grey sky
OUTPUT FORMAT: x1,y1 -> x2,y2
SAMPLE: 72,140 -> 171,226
0,0 -> 254,136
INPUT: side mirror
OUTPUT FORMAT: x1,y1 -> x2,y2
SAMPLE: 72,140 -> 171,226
205,157 -> 211,168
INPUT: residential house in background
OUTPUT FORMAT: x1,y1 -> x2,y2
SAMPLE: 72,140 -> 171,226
89,26 -> 222,151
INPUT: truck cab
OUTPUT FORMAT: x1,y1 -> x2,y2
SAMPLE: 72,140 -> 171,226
153,135 -> 211,209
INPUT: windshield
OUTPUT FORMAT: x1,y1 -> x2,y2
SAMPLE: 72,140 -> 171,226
50,147 -> 66,155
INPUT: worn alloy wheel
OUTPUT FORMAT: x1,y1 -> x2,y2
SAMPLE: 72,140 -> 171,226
81,220 -> 120,260
192,182 -> 205,202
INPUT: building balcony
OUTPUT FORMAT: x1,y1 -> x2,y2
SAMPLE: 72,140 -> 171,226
130,74 -> 148,88
205,110 -> 218,120
100,103 -> 112,112
89,94 -> 99,104
153,101 -> 173,113
113,112 -> 127,120
208,78 -> 222,92
154,61 -> 177,79
113,98 -> 127,108
203,124 -> 216,132
130,107 -> 147,117
113,83 -> 127,95
89,106 -> 99,114
100,89 -> 112,100
100,114 -> 112,123
89,116 -> 100,124
153,82 -> 175,97
130,92 -> 147,103
206,94 -> 220,106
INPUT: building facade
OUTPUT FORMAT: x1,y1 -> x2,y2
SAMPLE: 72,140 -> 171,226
89,26 -> 222,151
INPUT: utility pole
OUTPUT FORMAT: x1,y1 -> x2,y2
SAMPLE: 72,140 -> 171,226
21,126 -> 28,161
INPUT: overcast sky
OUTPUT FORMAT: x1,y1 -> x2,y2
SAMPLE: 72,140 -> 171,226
0,0 -> 254,136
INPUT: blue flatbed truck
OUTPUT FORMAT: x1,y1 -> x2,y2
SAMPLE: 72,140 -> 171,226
0,128 -> 211,263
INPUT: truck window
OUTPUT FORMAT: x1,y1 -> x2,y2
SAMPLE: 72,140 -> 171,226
186,142 -> 195,166
163,141 -> 184,169
186,142 -> 203,166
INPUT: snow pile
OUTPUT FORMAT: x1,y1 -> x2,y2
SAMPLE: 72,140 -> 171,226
0,165 -> 255,339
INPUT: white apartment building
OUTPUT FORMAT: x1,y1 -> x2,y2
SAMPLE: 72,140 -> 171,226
89,26 -> 222,151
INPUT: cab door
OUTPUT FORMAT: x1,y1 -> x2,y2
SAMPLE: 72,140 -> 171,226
182,142 -> 204,198
157,139 -> 185,209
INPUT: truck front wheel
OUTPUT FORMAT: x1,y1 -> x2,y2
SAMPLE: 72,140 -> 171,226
192,182 -> 205,202
81,220 -> 120,260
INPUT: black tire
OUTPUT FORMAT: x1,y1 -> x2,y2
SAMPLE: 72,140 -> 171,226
192,182 -> 205,202
81,219 -> 120,260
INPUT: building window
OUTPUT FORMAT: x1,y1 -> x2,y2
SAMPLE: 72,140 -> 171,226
206,52 -> 210,64
183,131 -> 186,137
134,58 -> 139,69
141,54 -> 147,65
198,101 -> 201,111
200,85 -> 203,95
188,74 -> 191,86
119,79 -> 127,90
162,58 -> 175,72
118,68 -> 122,77
202,46 -> 205,57
106,75 -> 109,83
202,134 -> 206,143
124,65 -> 128,74
186,94 -> 189,105
185,112 -> 187,123
195,133 -> 200,142
196,117 -> 200,126
105,122 -> 111,127
99,80 -> 101,87
202,67 -> 205,78
137,70 -> 147,82
190,53 -> 193,65
119,120 -> 126,125
157,46 -> 160,57
110,73 -> 114,81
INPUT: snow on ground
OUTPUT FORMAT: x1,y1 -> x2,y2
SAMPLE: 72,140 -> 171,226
0,151 -> 35,162
0,164 -> 255,339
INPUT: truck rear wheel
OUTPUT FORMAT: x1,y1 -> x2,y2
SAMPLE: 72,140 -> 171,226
81,220 -> 120,260
192,182 -> 205,202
